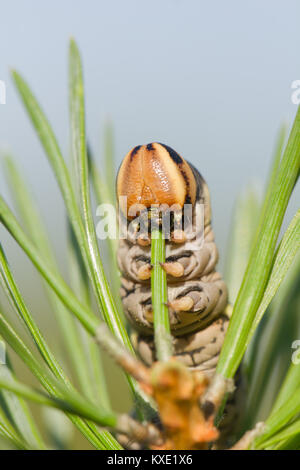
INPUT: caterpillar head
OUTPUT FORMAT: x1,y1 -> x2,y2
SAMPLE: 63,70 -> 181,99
116,143 -> 211,244
117,143 -> 197,219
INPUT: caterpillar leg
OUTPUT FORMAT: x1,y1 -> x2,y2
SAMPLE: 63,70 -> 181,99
161,261 -> 184,278
168,296 -> 194,312
137,234 -> 151,246
170,229 -> 186,244
132,314 -> 229,376
137,264 -> 152,280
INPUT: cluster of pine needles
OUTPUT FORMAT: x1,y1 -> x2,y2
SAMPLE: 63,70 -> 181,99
0,39 -> 299,450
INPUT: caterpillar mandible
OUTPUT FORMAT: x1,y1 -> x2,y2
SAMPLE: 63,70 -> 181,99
116,142 -> 229,379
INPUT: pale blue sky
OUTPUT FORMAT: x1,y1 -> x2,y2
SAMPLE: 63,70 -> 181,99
0,0 -> 299,280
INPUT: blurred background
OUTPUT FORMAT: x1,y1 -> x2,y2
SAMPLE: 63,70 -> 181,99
0,0 -> 300,447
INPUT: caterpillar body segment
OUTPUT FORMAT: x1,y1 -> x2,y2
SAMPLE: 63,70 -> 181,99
120,276 -> 227,336
131,314 -> 229,377
117,224 -> 219,285
116,142 -> 229,377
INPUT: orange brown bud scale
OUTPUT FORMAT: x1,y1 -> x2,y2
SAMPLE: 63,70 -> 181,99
117,142 -> 197,220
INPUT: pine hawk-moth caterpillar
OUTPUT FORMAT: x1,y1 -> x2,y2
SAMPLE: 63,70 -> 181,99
116,142 -> 230,378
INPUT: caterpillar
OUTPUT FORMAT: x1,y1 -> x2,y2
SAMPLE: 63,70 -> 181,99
116,142 -> 230,379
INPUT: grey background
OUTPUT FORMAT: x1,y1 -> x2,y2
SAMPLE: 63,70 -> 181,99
0,0 -> 299,320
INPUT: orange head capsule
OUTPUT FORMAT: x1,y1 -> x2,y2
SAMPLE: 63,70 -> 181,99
116,142 -> 197,220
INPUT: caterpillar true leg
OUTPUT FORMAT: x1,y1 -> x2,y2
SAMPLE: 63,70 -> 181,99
170,229 -> 186,244
137,235 -> 151,246
137,264 -> 152,280
161,261 -> 184,278
168,296 -> 195,312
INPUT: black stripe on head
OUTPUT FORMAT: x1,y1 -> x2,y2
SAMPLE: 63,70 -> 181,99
188,162 -> 204,201
158,143 -> 183,165
130,145 -> 141,161
146,143 -> 154,151
158,143 -> 193,204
